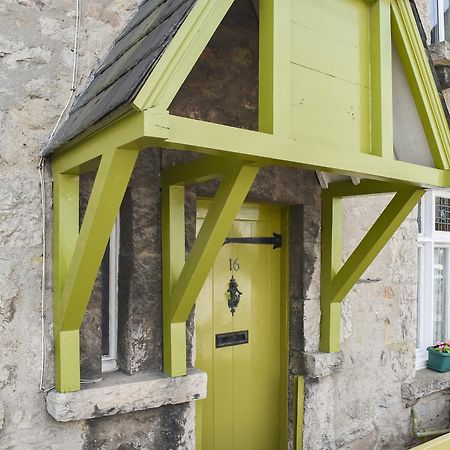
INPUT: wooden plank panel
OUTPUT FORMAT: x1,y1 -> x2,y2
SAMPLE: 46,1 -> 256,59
195,216 -> 217,450
291,0 -> 370,48
265,212 -> 281,450
290,64 -> 371,153
231,221 -> 252,450
213,240 -> 234,450
250,218 -> 271,450
290,21 -> 369,87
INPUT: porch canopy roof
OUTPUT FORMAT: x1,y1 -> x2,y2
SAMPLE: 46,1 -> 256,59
49,0 -> 450,394
45,0 -> 450,189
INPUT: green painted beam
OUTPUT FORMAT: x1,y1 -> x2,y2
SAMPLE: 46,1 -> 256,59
259,0 -> 290,135
54,148 -> 138,392
330,188 -> 424,304
320,186 -> 424,353
162,155 -> 256,186
295,376 -> 305,450
412,433 -> 450,449
54,330 -> 80,393
320,194 -> 343,353
391,0 -> 450,169
133,0 -> 234,110
59,149 -> 139,332
162,164 -> 258,376
325,179 -> 420,197
51,112 -> 146,175
162,184 -> 186,377
146,113 -> 450,188
370,0 -> 393,158
53,172 -> 80,392
53,173 -> 79,320
169,165 -> 258,323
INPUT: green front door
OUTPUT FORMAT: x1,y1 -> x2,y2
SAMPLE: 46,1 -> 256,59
195,201 -> 285,450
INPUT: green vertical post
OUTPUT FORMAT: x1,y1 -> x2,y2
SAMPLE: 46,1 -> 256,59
53,172 -> 80,392
320,194 -> 343,353
162,184 -> 187,377
296,375 -> 305,450
259,0 -> 290,135
370,0 -> 393,158
54,148 -> 138,392
162,165 -> 259,377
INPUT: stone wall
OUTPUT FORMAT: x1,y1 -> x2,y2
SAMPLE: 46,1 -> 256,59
1,0 -> 449,449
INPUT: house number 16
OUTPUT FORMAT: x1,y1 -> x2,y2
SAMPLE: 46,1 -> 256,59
229,258 -> 240,272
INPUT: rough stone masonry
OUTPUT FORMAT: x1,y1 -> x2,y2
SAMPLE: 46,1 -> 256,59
1,0 -> 450,449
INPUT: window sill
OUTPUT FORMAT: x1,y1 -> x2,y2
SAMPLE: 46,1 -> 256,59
401,368 -> 450,405
46,368 -> 207,422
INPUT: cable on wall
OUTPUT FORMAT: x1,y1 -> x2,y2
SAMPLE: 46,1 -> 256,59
39,0 -> 82,392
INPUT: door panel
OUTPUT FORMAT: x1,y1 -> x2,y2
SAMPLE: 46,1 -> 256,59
195,201 -> 283,450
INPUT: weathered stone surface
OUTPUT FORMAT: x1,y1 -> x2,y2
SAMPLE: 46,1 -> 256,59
429,41 -> 450,67
117,149 -> 164,376
82,402 -> 196,450
79,172 -> 103,381
46,369 -> 206,422
402,368 -> 450,403
302,352 -> 344,379
0,400 -> 4,430
0,0 -> 446,448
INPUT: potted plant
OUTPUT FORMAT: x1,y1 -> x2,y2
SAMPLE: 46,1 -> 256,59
427,340 -> 450,372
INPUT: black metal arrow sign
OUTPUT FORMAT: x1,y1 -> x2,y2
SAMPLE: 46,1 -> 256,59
223,232 -> 282,249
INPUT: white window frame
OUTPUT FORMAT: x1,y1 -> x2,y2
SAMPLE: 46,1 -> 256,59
416,189 -> 450,368
101,216 -> 120,373
430,0 -> 449,44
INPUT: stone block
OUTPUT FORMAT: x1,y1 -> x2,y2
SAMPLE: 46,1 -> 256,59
46,369 -> 207,422
429,41 -> 450,67
402,368 -> 450,404
302,351 -> 344,378
435,65 -> 450,90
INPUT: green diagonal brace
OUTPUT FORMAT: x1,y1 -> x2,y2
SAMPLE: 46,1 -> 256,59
54,148 -> 139,392
162,163 -> 259,377
320,186 -> 424,352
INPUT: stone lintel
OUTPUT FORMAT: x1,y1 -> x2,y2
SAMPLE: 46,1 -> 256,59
302,351 -> 344,378
46,368 -> 207,422
401,368 -> 450,404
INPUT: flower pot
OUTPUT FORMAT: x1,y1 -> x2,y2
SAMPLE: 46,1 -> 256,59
427,347 -> 450,372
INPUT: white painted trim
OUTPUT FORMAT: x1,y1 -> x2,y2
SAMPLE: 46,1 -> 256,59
431,0 -> 450,44
438,0 -> 446,43
416,189 -> 450,369
101,215 -> 120,373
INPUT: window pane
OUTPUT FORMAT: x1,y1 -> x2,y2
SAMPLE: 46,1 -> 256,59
434,247 -> 448,342
445,0 -> 450,42
430,0 -> 439,43
435,196 -> 450,231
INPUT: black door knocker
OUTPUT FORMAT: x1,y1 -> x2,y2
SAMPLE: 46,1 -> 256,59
227,275 -> 242,316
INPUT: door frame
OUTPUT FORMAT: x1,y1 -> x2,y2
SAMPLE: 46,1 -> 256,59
195,199 -> 290,449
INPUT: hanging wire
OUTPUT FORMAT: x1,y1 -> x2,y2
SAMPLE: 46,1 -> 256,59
48,0 -> 81,141
38,157 -> 47,392
39,0 -> 82,392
